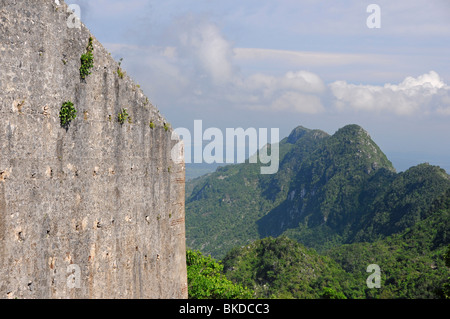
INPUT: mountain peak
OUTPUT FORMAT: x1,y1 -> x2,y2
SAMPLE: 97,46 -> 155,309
287,125 -> 329,144
334,124 -> 369,139
287,126 -> 310,143
328,124 -> 395,173
185,123 -> 449,260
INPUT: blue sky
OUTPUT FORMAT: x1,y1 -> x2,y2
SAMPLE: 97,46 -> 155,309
71,0 -> 450,172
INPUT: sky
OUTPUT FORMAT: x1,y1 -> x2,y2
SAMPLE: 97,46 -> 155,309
70,0 -> 450,172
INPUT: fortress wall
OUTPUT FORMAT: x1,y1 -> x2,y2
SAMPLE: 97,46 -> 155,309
0,0 -> 187,299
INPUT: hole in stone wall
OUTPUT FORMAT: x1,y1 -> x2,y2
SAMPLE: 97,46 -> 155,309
17,231 -> 24,242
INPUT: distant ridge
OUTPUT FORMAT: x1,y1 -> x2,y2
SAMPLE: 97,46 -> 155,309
185,124 -> 450,259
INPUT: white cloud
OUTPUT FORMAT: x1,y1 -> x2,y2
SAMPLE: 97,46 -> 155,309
234,48 -> 392,68
175,16 -> 235,85
272,92 -> 325,114
329,71 -> 450,116
122,15 -> 329,115
237,70 -> 325,97
385,71 -> 445,94
105,13 -> 450,119
282,71 -> 326,94
232,71 -> 326,113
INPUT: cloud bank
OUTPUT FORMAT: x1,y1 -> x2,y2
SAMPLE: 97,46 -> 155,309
108,15 -> 450,118
330,71 -> 450,116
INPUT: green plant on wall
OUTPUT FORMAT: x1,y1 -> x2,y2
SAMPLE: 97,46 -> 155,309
117,108 -> 129,125
164,122 -> 170,132
60,101 -> 77,128
117,57 -> 125,79
149,121 -> 155,129
117,67 -> 124,79
80,37 -> 94,80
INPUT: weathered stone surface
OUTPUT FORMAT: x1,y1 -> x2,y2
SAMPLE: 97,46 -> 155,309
0,0 -> 187,299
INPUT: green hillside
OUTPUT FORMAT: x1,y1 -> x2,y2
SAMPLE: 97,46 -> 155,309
220,191 -> 450,299
222,236 -> 354,299
186,124 -> 450,259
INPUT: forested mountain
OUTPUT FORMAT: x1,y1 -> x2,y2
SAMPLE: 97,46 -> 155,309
186,124 -> 450,259
222,190 -> 450,298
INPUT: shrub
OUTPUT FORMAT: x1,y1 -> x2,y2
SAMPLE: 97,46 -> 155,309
164,122 -> 170,132
60,101 -> 77,128
80,37 -> 94,80
186,249 -> 254,299
117,57 -> 125,79
117,67 -> 124,79
117,108 -> 129,125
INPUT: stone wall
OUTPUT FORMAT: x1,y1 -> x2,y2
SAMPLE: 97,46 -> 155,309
0,0 -> 187,298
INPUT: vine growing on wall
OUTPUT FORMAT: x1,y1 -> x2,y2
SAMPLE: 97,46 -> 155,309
164,122 -> 170,132
80,37 -> 94,80
117,108 -> 129,125
60,101 -> 77,128
117,57 -> 125,79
